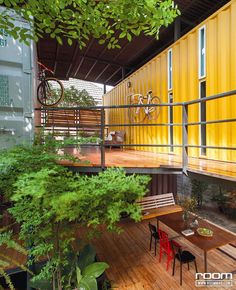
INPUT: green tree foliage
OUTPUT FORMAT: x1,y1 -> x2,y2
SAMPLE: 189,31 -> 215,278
9,167 -> 150,288
0,142 -> 150,288
59,86 -> 97,107
0,0 -> 180,47
0,139 -> 77,198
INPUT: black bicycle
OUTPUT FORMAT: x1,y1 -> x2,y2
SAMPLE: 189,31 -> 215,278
37,61 -> 64,107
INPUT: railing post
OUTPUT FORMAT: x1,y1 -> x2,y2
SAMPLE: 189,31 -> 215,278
182,104 -> 188,175
100,108 -> 105,169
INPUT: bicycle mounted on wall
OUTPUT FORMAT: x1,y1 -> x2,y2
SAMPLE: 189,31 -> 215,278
128,90 -> 161,123
37,61 -> 64,107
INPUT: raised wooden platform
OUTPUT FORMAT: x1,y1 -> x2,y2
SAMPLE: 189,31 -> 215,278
2,220 -> 236,289
59,149 -> 236,182
92,219 -> 236,290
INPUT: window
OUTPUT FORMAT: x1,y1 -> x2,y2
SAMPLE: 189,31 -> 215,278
198,26 -> 206,79
200,81 -> 206,155
168,93 -> 174,152
167,49 -> 172,90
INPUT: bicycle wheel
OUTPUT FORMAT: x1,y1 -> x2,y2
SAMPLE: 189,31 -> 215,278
128,94 -> 146,123
147,96 -> 161,121
37,77 -> 64,106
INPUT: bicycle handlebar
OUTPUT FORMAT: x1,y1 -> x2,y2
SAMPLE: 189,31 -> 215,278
37,61 -> 54,74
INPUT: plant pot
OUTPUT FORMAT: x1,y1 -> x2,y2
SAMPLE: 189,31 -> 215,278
182,211 -> 190,222
80,145 -> 101,155
64,145 -> 77,155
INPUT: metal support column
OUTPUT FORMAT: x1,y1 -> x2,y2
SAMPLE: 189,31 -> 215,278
100,108 -> 105,169
103,84 -> 107,94
122,67 -> 126,80
182,104 -> 188,175
174,17 -> 181,41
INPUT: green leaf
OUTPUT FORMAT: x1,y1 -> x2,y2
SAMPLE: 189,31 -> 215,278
98,39 -> 105,45
76,266 -> 82,284
82,262 -> 109,278
127,32 -> 132,42
78,276 -> 97,290
77,244 -> 96,271
56,36 -> 63,45
29,279 -> 52,290
68,38 -> 73,46
119,31 -> 126,38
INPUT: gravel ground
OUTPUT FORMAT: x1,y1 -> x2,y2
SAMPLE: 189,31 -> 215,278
198,205 -> 236,234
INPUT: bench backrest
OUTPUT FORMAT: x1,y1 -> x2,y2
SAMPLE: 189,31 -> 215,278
137,193 -> 176,211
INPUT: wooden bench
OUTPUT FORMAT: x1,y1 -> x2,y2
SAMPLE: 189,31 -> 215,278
136,193 -> 182,220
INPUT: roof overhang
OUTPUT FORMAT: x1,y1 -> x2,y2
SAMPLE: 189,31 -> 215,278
37,0 -> 230,86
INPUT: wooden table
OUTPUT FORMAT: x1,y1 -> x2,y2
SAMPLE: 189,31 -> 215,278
157,211 -> 236,272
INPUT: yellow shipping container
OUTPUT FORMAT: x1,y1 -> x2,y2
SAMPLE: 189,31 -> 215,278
104,0 -> 236,163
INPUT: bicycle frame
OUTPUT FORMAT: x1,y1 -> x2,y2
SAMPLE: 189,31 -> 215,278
136,91 -> 153,115
38,61 -> 54,81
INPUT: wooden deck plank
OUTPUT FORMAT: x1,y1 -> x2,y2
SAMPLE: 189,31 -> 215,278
92,219 -> 236,290
2,220 -> 235,289
58,149 -> 236,181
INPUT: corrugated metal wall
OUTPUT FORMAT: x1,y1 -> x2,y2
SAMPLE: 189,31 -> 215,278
104,0 -> 236,163
0,10 -> 36,148
147,174 -> 177,197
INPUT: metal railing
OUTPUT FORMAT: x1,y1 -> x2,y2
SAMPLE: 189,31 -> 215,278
35,89 -> 236,172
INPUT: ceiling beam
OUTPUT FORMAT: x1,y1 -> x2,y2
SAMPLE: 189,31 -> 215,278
84,46 -> 108,80
94,64 -> 110,82
181,16 -> 196,27
66,42 -> 80,79
73,39 -> 95,77
53,42 -> 60,72
93,41 -> 131,82
105,67 -> 122,84
84,30 -> 122,80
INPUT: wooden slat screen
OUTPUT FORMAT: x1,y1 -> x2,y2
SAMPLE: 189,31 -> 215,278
41,108 -> 102,137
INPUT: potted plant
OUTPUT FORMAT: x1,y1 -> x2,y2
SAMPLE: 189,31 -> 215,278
178,195 -> 197,223
191,179 -> 208,208
212,186 -> 236,219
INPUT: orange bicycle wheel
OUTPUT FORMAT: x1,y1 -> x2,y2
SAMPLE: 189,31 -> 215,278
147,96 -> 161,121
128,94 -> 146,123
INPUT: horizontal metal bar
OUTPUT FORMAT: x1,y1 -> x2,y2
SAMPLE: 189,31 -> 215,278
35,102 -> 182,110
187,117 -> 236,126
37,117 -> 236,128
102,144 -> 183,148
187,145 -> 236,150
105,123 -> 182,127
68,166 -> 182,174
35,90 -> 236,111
103,143 -> 236,150
52,142 -> 236,151
123,168 -> 182,174
185,89 -> 236,105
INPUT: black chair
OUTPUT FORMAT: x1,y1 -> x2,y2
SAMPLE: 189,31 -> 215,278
148,222 -> 159,256
171,240 -> 198,285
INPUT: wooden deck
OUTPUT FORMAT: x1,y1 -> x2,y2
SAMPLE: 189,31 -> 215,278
2,220 -> 236,289
92,218 -> 236,290
60,149 -> 236,182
